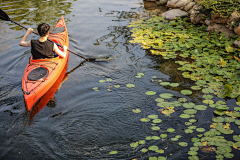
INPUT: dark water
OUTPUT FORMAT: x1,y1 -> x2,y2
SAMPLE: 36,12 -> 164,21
0,0 -> 239,160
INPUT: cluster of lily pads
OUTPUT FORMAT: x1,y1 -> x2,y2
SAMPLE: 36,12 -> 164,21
125,15 -> 240,159
128,15 -> 240,101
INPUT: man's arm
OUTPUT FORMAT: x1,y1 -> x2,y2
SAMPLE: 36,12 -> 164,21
19,28 -> 33,47
53,43 -> 68,58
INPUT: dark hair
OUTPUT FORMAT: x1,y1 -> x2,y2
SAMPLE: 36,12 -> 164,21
37,23 -> 50,37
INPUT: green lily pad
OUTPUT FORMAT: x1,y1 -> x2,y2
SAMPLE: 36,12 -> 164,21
141,148 -> 148,153
109,150 -> 118,154
194,105 -> 207,111
170,83 -> 179,87
224,153 -> 234,159
155,98 -> 165,102
171,138 -> 179,141
159,93 -> 173,99
178,98 -> 187,102
190,147 -> 199,151
140,118 -> 150,122
148,114 -> 158,119
167,128 -> 175,133
160,134 -> 167,138
180,114 -> 191,118
191,86 -> 201,90
99,80 -> 106,83
233,135 -> 240,142
181,90 -> 193,95
216,105 -> 229,111
130,142 -> 138,148
183,102 -> 195,109
185,129 -> 193,133
114,85 -> 120,88
151,126 -> 160,131
189,119 -> 197,123
188,151 -> 198,156
139,140 -> 146,144
196,128 -> 205,132
145,91 -> 157,95
203,99 -> 214,105
149,145 -> 159,151
184,109 -> 197,115
202,94 -> 213,99
160,82 -> 170,86
157,156 -> 167,160
153,119 -> 162,123
132,108 -> 141,113
179,142 -> 188,147
213,117 -> 225,123
126,84 -> 135,88
151,136 -> 160,140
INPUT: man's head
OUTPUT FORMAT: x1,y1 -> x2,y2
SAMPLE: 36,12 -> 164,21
37,23 -> 50,37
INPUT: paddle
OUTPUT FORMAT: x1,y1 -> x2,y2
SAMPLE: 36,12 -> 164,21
0,9 -> 110,62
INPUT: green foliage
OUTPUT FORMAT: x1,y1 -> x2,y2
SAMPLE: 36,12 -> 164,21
198,0 -> 240,16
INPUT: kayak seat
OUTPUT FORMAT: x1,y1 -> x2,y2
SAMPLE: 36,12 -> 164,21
28,67 -> 48,81
49,27 -> 65,34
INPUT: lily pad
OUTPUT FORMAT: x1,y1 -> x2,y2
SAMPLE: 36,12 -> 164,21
148,114 -> 158,119
149,145 -> 159,151
194,105 -> 207,111
155,98 -> 165,102
132,108 -> 141,113
99,80 -> 106,83
184,109 -> 197,115
180,114 -> 191,119
160,134 -> 167,138
183,102 -> 195,109
196,128 -> 205,132
153,119 -> 162,123
151,126 -> 160,131
145,91 -> 157,95
109,150 -> 118,154
130,142 -> 138,148
188,151 -> 198,156
160,82 -> 170,86
159,93 -> 173,99
179,142 -> 188,147
181,90 -> 193,95
185,129 -> 193,133
141,148 -> 148,153
126,84 -> 135,88
140,118 -> 150,122
170,83 -> 179,87
167,128 -> 175,133
213,117 -> 225,123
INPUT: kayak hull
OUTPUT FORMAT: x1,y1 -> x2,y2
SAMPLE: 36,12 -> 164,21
22,16 -> 69,111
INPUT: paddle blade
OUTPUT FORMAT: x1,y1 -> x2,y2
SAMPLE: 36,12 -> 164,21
0,9 -> 10,21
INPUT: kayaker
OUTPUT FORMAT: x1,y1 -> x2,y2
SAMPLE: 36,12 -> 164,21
19,23 -> 68,59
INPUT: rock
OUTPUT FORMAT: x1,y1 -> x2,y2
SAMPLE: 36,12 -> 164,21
205,17 -> 214,26
161,9 -> 189,20
191,13 -> 206,24
211,12 -> 240,24
159,0 -> 168,5
234,25 -> 240,35
167,0 -> 192,9
207,24 -> 235,37
233,40 -> 240,48
189,5 -> 205,24
184,2 -> 196,11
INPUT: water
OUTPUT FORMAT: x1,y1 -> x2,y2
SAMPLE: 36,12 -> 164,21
0,0 -> 239,160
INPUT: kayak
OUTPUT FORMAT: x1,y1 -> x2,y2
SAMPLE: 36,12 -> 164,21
22,16 -> 69,111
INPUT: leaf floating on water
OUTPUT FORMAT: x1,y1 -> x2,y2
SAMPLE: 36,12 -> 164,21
139,140 -> 146,144
183,102 -> 195,108
109,150 -> 118,154
132,108 -> 141,113
178,98 -> 187,102
213,117 -> 225,123
130,142 -> 138,148
196,128 -> 205,132
99,80 -> 106,83
141,148 -> 148,153
106,78 -> 112,82
180,114 -> 191,119
151,126 -> 160,131
160,107 -> 175,116
153,119 -> 162,123
140,118 -> 150,122
126,84 -> 135,88
145,91 -> 157,95
203,99 -> 214,105
148,114 -> 158,119
149,145 -> 159,151
167,128 -> 175,133
179,142 -> 188,147
194,105 -> 207,111
155,98 -> 165,102
181,90 -> 192,95
191,86 -> 201,90
114,85 -> 120,88
185,129 -> 193,133
151,136 -> 160,140
160,134 -> 167,138
159,93 -> 173,99
184,109 -> 197,115
92,87 -> 99,91
160,82 -> 170,86
170,83 -> 179,87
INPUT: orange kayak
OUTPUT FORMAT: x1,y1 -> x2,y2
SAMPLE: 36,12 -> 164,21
22,16 -> 69,111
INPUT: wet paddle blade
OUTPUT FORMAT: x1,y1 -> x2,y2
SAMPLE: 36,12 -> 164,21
0,9 -> 10,21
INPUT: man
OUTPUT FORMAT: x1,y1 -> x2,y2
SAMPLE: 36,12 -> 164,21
19,23 -> 68,59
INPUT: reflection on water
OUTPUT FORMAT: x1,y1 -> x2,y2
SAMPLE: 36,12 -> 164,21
1,0 -> 74,28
